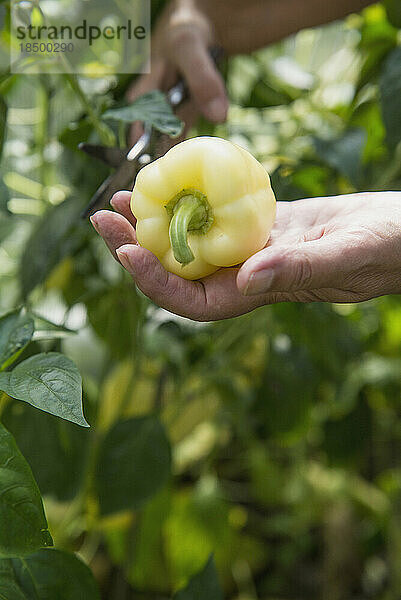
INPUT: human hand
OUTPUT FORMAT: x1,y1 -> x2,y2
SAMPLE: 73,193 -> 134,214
90,191 -> 401,322
127,0 -> 229,145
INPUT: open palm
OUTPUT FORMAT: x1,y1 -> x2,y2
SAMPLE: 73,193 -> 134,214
91,191 -> 401,321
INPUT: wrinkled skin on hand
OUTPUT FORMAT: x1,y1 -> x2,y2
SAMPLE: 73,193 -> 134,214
91,191 -> 401,322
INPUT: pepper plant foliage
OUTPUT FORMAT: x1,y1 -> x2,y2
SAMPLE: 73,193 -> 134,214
103,90 -> 184,137
0,2 -> 401,598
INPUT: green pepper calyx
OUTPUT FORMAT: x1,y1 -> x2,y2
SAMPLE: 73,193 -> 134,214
165,188 -> 213,266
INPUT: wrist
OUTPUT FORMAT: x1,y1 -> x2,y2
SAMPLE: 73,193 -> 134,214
155,0 -> 215,53
195,0 -> 250,54
375,192 -> 401,296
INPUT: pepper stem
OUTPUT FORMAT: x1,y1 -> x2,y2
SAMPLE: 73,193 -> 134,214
166,189 -> 213,266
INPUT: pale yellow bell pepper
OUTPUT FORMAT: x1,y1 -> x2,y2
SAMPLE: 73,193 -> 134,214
130,136 -> 276,280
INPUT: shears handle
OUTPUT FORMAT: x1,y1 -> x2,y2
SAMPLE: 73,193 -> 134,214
166,46 -> 224,108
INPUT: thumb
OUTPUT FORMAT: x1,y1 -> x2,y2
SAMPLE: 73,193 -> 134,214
171,31 -> 228,123
237,238 -> 348,296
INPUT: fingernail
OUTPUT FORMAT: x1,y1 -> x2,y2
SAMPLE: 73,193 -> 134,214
204,97 -> 227,122
116,248 -> 136,277
90,215 -> 100,234
244,269 -> 275,296
109,193 -> 119,209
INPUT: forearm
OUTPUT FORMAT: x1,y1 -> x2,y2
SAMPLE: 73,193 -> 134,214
197,0 -> 374,54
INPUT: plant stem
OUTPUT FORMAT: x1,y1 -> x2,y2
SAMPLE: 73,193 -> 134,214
0,393 -> 10,419
63,71 -> 116,147
37,76 -> 51,204
166,190 -> 213,265
169,196 -> 201,265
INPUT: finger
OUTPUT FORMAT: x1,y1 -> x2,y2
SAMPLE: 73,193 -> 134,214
115,244 -> 210,321
128,122 -> 145,146
175,100 -> 199,135
126,59 -> 166,103
110,191 -> 136,226
237,235 -> 354,296
195,267 -> 277,320
90,210 -> 137,260
171,33 -> 228,123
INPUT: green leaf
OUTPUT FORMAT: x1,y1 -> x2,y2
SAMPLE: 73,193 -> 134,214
165,486 -> 233,587
0,309 -> 34,370
357,5 -> 397,92
313,128 -> 366,187
95,416 -> 171,515
0,178 -> 10,213
360,8 -> 397,50
0,353 -> 88,427
350,101 -> 386,163
102,91 -> 183,137
323,398 -> 372,467
19,198 -> 86,298
291,165 -> 330,197
380,47 -> 401,150
58,119 -> 93,152
0,423 -> 52,557
357,41 -> 395,92
270,168 -> 306,202
173,555 -> 223,600
30,312 -> 76,341
255,340 -> 315,437
86,284 -> 140,359
0,213 -> 15,244
2,400 -> 89,501
0,559 -> 30,599
245,79 -> 292,108
0,69 -> 16,98
0,548 -> 100,599
384,0 -> 401,27
104,487 -> 172,589
126,487 -> 171,588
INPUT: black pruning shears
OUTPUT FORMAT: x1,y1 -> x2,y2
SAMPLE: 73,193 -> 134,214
79,47 -> 223,219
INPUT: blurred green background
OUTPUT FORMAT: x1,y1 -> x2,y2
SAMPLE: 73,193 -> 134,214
1,1 -> 401,599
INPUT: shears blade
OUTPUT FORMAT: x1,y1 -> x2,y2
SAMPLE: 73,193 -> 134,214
79,127 -> 152,218
78,143 -> 127,169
